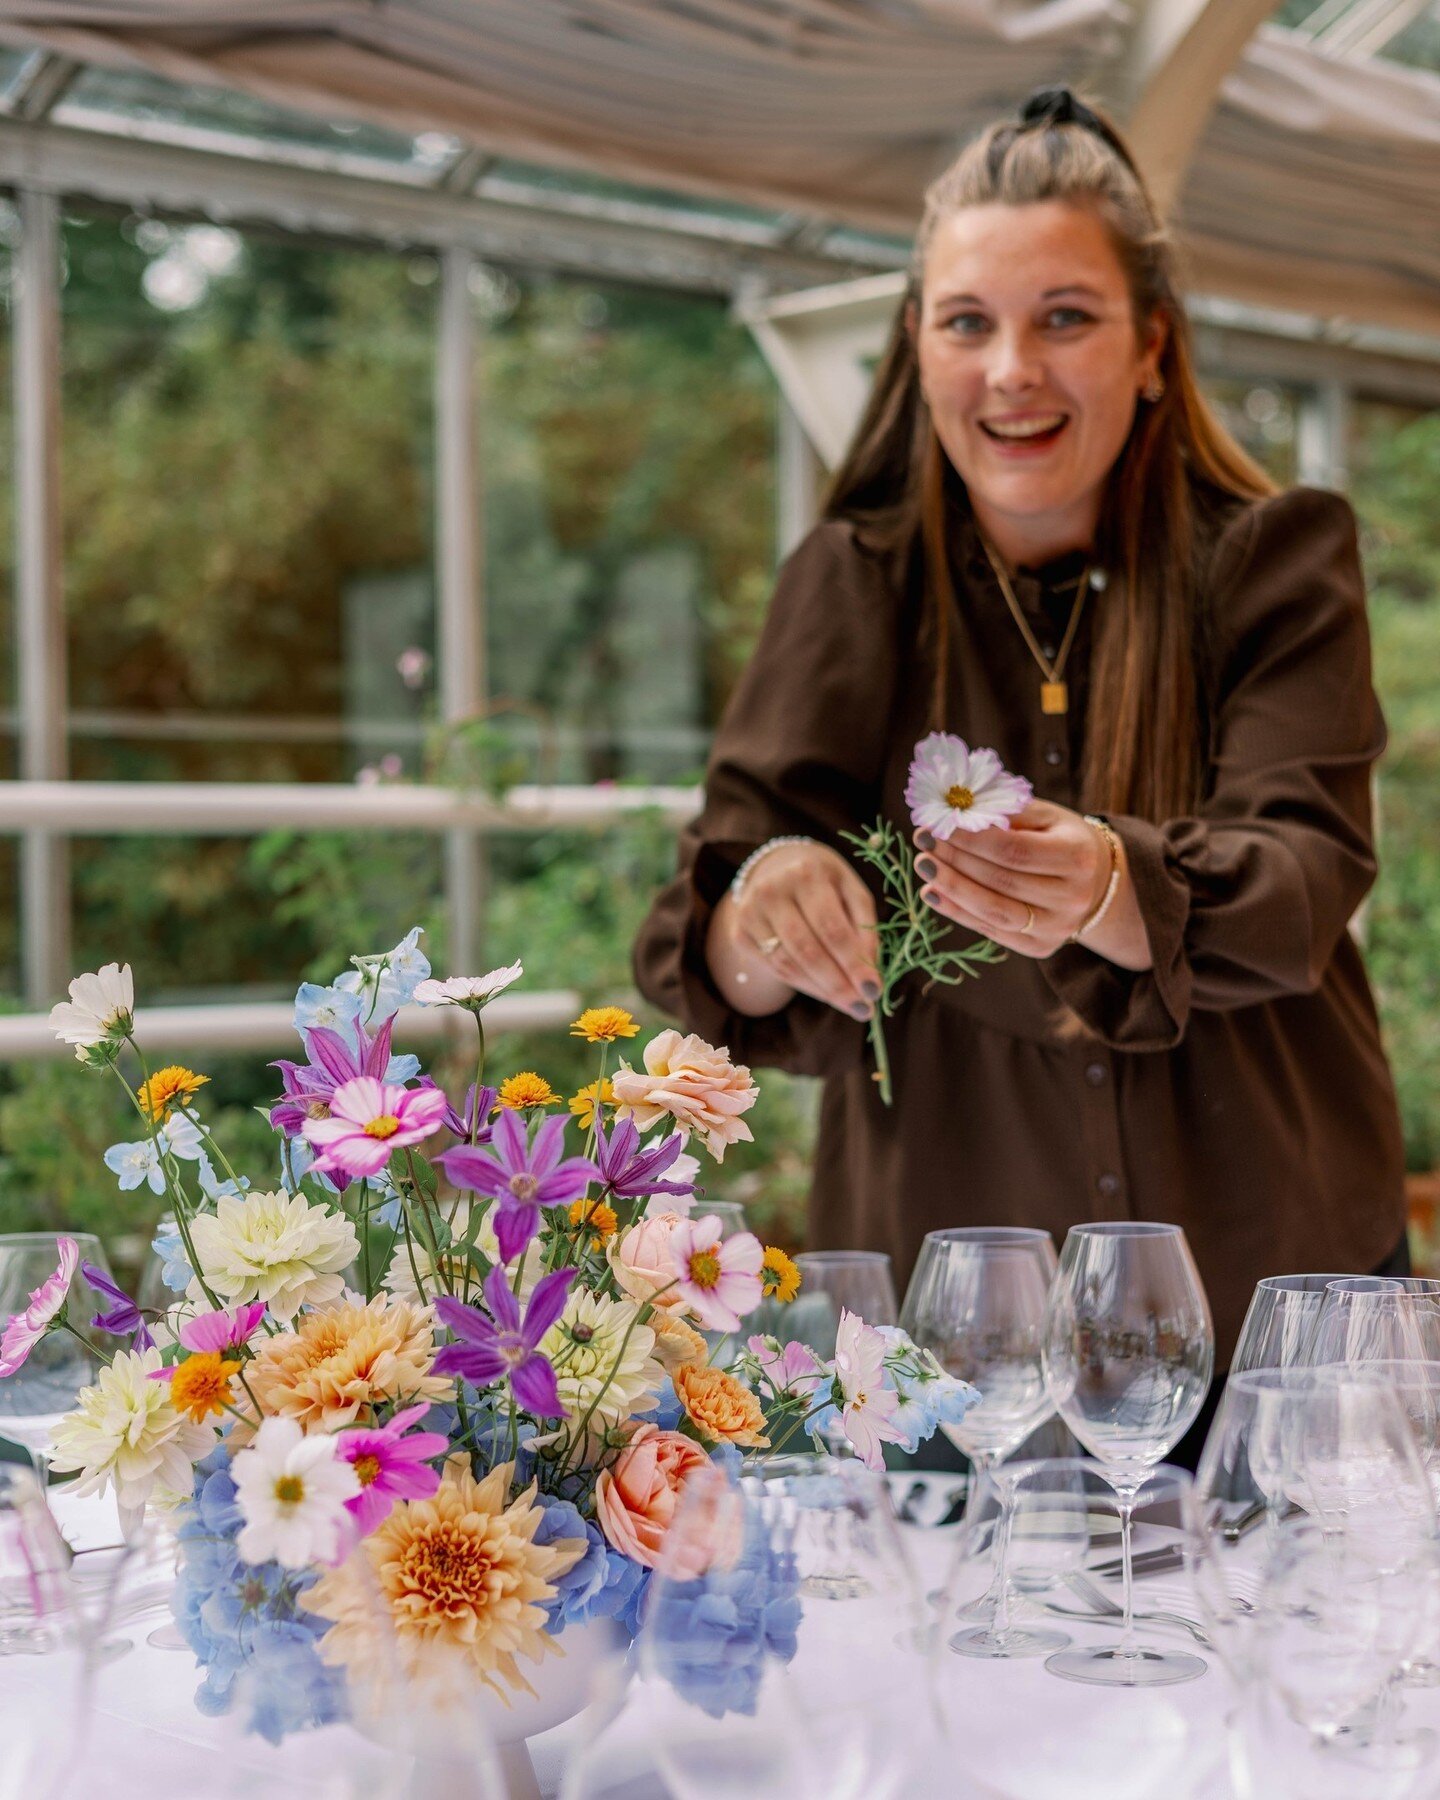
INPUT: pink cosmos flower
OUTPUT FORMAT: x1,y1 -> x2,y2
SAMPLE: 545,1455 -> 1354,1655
301,1076 -> 449,1179
334,1403 -> 448,1535
833,1308 -> 907,1472
0,1236 -> 78,1377
667,1216 -> 764,1334
180,1302 -> 267,1355
904,732 -> 1033,840
745,1334 -> 825,1401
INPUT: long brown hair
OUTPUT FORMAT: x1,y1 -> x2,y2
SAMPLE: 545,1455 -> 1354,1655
826,100 -> 1277,822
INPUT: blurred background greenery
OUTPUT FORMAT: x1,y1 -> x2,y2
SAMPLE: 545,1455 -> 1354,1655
0,208 -> 1434,1282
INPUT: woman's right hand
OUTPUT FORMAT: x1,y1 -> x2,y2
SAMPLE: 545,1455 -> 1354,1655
707,842 -> 881,1020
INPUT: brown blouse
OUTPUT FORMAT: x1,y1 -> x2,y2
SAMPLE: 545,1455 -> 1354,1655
632,481 -> 1407,1363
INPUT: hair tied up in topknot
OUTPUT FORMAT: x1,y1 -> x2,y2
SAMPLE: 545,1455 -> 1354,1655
1018,85 -> 1138,174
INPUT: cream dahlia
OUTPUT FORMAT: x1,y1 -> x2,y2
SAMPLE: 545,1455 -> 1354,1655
537,1288 -> 662,1428
187,1189 -> 359,1321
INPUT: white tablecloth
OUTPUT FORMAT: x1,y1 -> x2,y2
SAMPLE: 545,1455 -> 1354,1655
4,1484 -> 1436,1800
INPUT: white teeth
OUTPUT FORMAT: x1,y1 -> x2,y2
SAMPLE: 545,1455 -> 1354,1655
984,415 -> 1066,440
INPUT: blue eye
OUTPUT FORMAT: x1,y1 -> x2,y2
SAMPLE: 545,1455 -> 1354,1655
945,312 -> 989,336
1047,308 -> 1091,328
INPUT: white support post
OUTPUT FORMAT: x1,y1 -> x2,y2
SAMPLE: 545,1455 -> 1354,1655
436,247 -> 486,973
777,394 -> 822,561
13,189 -> 68,1006
1296,381 -> 1351,492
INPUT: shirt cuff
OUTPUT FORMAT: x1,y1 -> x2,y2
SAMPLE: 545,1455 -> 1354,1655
1039,815 -> 1193,1052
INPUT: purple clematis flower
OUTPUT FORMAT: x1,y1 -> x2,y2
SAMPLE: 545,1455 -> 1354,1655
433,1266 -> 575,1418
439,1081 -> 497,1145
82,1259 -> 154,1350
591,1116 -> 692,1203
438,1111 -> 598,1263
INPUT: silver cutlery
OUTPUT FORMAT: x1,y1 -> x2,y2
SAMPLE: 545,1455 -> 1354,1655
1039,1572 -> 1212,1648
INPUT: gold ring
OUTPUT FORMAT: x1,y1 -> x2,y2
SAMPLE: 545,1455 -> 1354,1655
759,935 -> 782,957
1019,904 -> 1036,936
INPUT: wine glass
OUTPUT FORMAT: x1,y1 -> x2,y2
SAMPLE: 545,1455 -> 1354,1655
786,1252 -> 898,1463
1042,1220 -> 1214,1686
1309,1279 -> 1440,1369
0,1234 -> 113,1482
900,1226 -> 1058,1643
628,1453 -> 946,1800
1232,1275 -> 1374,1375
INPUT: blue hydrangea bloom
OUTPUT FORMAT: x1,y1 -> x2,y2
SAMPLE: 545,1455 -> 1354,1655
644,1500 -> 802,1718
171,1446 -> 348,1744
634,1377 -> 684,1434
534,1498 -> 650,1638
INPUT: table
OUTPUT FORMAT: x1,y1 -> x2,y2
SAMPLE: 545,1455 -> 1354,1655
4,1483 -> 1437,1800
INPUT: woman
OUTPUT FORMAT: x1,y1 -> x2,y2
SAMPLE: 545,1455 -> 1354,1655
631,88 -> 1408,1404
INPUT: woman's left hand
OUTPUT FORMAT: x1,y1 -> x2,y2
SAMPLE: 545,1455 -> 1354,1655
912,800 -> 1148,967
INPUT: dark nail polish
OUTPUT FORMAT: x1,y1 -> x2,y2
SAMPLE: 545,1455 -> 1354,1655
861,979 -> 881,1000
916,855 -> 937,880
850,1002 -> 871,1020
917,830 -> 936,851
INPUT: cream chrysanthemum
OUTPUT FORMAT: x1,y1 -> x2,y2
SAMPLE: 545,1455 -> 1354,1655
538,1289 -> 662,1428
48,1346 -> 215,1526
232,1292 -> 449,1438
188,1190 -> 359,1321
301,1461 -> 586,1708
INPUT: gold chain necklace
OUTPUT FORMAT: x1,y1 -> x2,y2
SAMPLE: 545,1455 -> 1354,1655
977,532 -> 1101,716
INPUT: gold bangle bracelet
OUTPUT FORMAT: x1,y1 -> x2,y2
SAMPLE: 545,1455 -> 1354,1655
1070,815 -> 1122,944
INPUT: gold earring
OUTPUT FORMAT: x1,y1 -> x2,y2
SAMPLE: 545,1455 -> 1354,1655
1144,373 -> 1166,402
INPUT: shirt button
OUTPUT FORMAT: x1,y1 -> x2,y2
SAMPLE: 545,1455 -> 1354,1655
1085,1061 -> 1107,1087
1096,1171 -> 1120,1198
1043,743 -> 1064,768
1040,641 -> 1057,661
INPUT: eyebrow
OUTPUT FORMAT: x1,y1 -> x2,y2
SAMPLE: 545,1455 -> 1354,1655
935,284 -> 1105,306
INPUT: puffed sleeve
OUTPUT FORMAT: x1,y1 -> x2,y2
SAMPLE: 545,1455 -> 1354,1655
632,519 -> 906,1076
1042,485 -> 1384,1051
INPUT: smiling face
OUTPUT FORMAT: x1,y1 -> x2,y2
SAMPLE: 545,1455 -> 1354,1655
914,199 -> 1166,569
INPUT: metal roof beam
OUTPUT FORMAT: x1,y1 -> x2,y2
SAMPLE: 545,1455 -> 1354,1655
5,52 -> 79,123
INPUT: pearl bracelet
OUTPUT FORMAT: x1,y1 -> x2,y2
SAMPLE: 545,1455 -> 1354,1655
729,835 -> 815,905
1070,815 -> 1122,944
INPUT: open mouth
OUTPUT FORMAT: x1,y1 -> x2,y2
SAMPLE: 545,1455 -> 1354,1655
979,414 -> 1069,448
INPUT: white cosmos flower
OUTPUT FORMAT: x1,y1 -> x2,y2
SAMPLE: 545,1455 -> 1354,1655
232,1416 -> 359,1568
904,733 -> 1033,840
412,961 -> 523,1009
48,962 -> 134,1059
187,1189 -> 358,1321
48,1346 -> 215,1532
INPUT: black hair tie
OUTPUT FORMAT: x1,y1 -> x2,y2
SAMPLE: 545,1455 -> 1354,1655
1019,85 -> 1137,171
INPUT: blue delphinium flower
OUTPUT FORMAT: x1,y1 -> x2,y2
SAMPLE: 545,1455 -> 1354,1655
172,1445 -> 348,1744
645,1498 -> 802,1718
534,1497 -> 649,1638
334,925 -> 431,1024
875,1326 -> 978,1454
150,1224 -> 193,1293
292,982 -> 364,1036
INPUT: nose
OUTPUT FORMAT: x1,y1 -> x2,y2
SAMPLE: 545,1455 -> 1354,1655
985,324 -> 1044,395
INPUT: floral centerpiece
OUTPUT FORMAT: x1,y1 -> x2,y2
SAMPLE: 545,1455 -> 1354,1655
4,932 -> 975,1740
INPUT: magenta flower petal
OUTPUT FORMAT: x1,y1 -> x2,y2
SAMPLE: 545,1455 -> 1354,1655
509,1353 -> 564,1419
528,1114 -> 567,1180
481,1264 -> 522,1336
521,1268 -> 575,1346
436,1143 -> 511,1199
493,1199 -> 539,1266
433,1341 -> 508,1384
0,1236 -> 78,1378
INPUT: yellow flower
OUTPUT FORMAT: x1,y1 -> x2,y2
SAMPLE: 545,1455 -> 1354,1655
568,1197 -> 618,1242
137,1064 -> 210,1123
760,1246 -> 802,1304
302,1461 -> 586,1709
497,1072 -> 559,1110
568,1078 -> 615,1131
570,1006 -> 640,1044
673,1363 -> 770,1447
168,1351 -> 241,1424
232,1293 -> 449,1438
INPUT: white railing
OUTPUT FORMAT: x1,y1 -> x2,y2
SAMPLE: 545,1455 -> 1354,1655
0,991 -> 581,1062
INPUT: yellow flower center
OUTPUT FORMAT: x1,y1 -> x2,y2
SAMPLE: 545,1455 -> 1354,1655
364,1114 -> 402,1140
688,1249 -> 722,1291
352,1454 -> 382,1488
945,784 -> 975,810
169,1351 -> 240,1423
274,1474 -> 305,1506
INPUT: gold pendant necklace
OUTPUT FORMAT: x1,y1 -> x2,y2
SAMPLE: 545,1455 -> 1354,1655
977,532 -> 1101,716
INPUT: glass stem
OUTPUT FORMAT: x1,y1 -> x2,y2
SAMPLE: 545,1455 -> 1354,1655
988,1486 -> 1016,1644
1114,1480 -> 1139,1659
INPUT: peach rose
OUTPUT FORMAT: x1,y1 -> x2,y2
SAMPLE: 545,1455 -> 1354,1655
608,1212 -> 689,1312
594,1422 -> 711,1573
673,1363 -> 769,1448
611,1030 -> 758,1161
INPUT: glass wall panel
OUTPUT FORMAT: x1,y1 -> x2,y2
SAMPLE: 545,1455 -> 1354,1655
479,269 -> 777,784
58,206 -> 439,992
